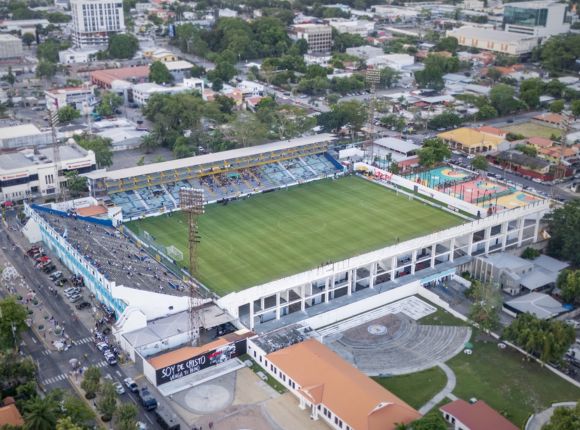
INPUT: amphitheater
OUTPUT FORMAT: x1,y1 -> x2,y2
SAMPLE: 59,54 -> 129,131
319,298 -> 471,376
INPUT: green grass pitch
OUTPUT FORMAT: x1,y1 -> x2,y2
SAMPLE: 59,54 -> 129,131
127,176 -> 463,296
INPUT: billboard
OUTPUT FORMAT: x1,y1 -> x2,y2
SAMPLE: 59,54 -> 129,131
155,339 -> 247,386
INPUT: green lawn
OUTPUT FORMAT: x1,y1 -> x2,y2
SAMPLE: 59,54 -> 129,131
374,366 -> 447,409
127,176 -> 462,296
504,122 -> 562,139
447,338 -> 580,427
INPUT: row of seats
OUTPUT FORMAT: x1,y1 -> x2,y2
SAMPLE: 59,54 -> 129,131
109,153 -> 342,218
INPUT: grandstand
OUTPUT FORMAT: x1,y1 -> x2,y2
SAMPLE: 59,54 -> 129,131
84,134 -> 342,220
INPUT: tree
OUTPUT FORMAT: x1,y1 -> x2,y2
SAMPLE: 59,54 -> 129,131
471,155 -> 488,171
115,403 -> 139,430
476,104 -> 499,120
211,78 -> 223,92
486,67 -> 502,83
61,394 -> 95,427
0,353 -> 36,394
490,84 -> 521,116
542,402 -> 580,430
380,114 -> 406,132
96,92 -> 123,117
57,106 -> 80,123
37,39 -> 61,62
427,111 -> 463,130
503,313 -> 575,363
65,171 -> 88,197
75,135 -> 113,168
330,100 -> 366,138
140,133 -> 160,154
411,410 -> 447,430
36,60 -> 57,81
0,297 -> 28,347
537,34 -> 580,74
172,136 -> 194,158
549,100 -> 565,114
468,281 -> 501,332
227,113 -> 268,147
2,66 -> 16,88
417,137 -> 451,167
23,396 -> 59,430
22,32 -> 35,47
379,66 -> 401,89
97,381 -> 117,422
521,247 -> 540,260
56,417 -> 83,430
515,144 -> 538,157
190,65 -> 206,78
557,270 -> 580,305
435,36 -> 458,53
545,200 -> 580,266
80,366 -> 101,399
571,99 -> 580,118
149,61 -> 174,85
107,34 -> 139,59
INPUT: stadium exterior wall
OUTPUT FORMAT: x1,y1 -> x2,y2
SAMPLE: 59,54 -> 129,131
217,200 -> 550,330
24,203 -> 128,316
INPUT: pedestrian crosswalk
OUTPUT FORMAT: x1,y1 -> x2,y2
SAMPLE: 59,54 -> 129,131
42,374 -> 67,385
95,360 -> 108,368
41,349 -> 53,356
73,336 -> 93,345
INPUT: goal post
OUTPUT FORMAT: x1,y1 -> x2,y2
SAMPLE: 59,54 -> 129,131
166,245 -> 184,262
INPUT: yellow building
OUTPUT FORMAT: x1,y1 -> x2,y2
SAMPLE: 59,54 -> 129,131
438,128 -> 505,154
142,49 -> 178,62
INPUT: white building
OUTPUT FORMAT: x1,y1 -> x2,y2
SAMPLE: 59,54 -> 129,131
346,45 -> 384,60
131,83 -> 188,106
237,80 -> 264,97
59,47 -> 100,64
164,60 -> 194,81
292,24 -> 333,54
0,144 -> 96,202
0,19 -> 49,35
0,34 -> 23,59
372,6 -> 419,22
503,1 -> 570,40
367,54 -> 414,70
326,19 -> 375,37
45,86 -> 95,111
0,124 -> 52,151
70,0 -> 125,48
446,26 -> 539,55
183,77 -> 204,93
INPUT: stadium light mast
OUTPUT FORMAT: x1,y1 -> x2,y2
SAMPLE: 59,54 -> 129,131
49,101 -> 63,201
365,68 -> 381,165
179,187 -> 205,346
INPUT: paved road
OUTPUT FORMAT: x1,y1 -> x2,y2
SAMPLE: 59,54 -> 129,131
0,221 -> 161,429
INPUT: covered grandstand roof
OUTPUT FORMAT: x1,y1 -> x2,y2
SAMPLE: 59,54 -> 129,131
84,134 -> 335,182
438,128 -> 505,149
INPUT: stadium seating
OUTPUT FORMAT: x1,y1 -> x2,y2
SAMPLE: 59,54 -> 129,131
109,153 -> 343,218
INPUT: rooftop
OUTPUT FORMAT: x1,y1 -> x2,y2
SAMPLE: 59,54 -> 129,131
0,144 -> 89,172
374,137 -> 420,155
91,66 -> 150,85
84,134 -> 335,181
0,124 -> 43,139
504,292 -> 567,320
438,127 -> 505,149
440,400 -> 518,430
266,339 -> 421,430
164,60 -> 194,71
449,26 -> 537,42
0,403 -> 24,428
505,1 -> 564,9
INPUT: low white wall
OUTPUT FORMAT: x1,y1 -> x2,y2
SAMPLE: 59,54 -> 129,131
305,281 -> 421,330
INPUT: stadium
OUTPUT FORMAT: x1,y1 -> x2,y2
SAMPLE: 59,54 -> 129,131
22,133 -> 538,333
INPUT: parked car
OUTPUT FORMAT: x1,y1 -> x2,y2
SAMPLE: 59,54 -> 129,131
49,271 -> 63,281
124,377 -> 139,393
96,342 -> 109,352
138,387 -> 158,411
76,301 -> 91,310
113,382 -> 125,395
68,294 -> 82,303
104,352 -> 118,366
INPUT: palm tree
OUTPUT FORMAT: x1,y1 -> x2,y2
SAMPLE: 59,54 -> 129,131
24,397 -> 58,430
395,423 -> 409,430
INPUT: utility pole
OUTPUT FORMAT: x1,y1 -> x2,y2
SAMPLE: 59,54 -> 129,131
49,99 -> 63,201
550,114 -> 570,203
179,188 -> 205,346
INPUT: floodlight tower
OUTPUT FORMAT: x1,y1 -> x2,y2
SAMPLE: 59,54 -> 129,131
365,68 -> 381,165
179,187 -> 205,346
49,101 -> 63,201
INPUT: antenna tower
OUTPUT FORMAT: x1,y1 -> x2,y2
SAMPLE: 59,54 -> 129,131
179,188 -> 205,346
365,68 -> 380,165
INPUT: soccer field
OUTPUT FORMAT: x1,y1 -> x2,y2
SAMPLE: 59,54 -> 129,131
127,176 -> 463,296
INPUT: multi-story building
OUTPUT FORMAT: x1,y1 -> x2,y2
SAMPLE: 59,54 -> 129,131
291,24 -> 333,54
0,34 -> 23,59
45,86 -> 95,111
326,19 -> 375,37
446,27 -> 539,55
70,0 -> 125,48
503,1 -> 570,40
0,144 -> 96,202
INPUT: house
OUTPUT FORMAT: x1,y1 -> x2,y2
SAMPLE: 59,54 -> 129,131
490,150 -> 553,181
237,80 -> 265,97
504,292 -> 567,319
532,113 -> 566,129
0,400 -> 24,428
91,66 -> 150,89
248,338 -> 421,430
45,86 -> 95,111
440,399 -> 518,430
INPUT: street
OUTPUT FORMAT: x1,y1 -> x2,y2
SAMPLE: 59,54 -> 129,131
0,216 -> 162,429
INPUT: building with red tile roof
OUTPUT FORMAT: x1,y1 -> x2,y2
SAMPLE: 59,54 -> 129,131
440,399 -> 518,430
90,66 -> 150,89
0,401 -> 24,428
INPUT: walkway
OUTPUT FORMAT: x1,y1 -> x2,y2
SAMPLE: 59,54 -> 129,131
525,402 -> 577,430
418,363 -> 458,415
